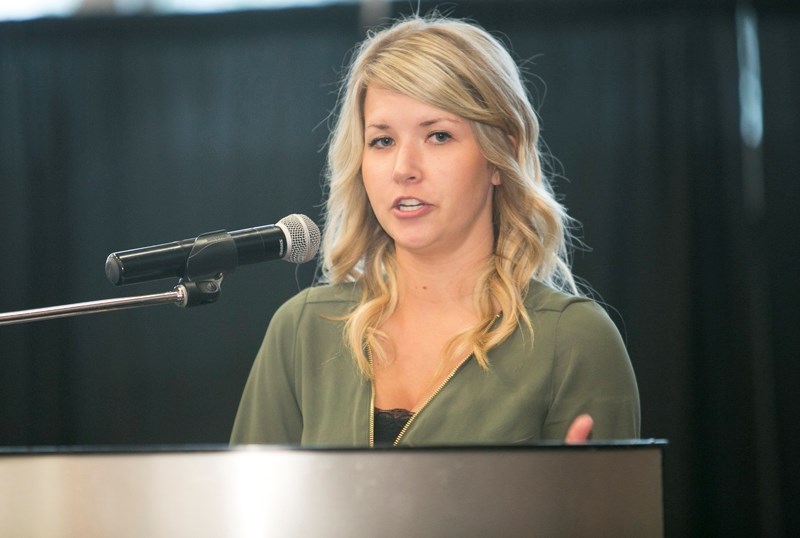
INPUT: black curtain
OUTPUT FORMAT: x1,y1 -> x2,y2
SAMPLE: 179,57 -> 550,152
0,1 -> 797,535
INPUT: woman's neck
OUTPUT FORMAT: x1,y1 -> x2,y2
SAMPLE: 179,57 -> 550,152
393,245 -> 492,313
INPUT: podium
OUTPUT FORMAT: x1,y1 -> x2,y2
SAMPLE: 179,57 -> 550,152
0,442 -> 664,537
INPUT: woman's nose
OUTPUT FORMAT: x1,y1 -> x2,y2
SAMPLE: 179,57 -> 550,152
392,142 -> 422,183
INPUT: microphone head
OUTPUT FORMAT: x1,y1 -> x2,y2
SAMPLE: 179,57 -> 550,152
277,214 -> 321,263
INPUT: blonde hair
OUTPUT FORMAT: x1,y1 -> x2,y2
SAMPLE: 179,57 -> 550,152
319,15 -> 578,377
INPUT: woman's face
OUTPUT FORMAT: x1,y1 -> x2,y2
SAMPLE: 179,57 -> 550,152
361,87 -> 500,261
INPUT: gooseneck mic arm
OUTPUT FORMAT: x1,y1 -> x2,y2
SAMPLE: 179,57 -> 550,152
0,214 -> 320,326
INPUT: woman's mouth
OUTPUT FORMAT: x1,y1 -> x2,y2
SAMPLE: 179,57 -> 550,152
395,198 -> 425,212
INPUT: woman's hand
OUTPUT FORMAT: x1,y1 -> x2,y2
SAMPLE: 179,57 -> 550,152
565,414 -> 594,443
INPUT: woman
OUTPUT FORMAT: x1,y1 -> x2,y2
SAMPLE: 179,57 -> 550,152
231,15 -> 639,447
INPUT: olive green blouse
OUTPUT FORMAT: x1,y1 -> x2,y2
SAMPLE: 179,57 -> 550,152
230,280 -> 640,447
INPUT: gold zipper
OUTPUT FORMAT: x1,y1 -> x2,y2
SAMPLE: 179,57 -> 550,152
391,353 -> 472,446
368,313 -> 501,447
368,345 -> 376,448
367,344 -> 472,448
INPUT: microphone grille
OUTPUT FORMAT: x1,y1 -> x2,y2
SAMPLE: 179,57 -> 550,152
278,214 -> 321,263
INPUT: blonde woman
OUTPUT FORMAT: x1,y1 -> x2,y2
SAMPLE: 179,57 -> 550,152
231,15 -> 639,447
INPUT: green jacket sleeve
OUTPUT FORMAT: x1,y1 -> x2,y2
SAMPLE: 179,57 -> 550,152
229,291 -> 307,445
543,300 -> 641,440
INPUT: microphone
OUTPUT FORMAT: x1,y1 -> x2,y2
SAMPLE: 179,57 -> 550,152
105,214 -> 321,286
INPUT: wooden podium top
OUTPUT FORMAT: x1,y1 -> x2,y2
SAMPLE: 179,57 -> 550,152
0,441 -> 665,537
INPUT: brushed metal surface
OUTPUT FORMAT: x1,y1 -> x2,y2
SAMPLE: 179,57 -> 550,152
0,444 -> 664,537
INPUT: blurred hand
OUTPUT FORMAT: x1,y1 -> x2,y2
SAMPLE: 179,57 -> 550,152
565,414 -> 594,444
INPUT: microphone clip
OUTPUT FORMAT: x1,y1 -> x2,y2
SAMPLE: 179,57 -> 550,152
184,230 -> 238,282
177,277 -> 223,308
176,230 -> 237,308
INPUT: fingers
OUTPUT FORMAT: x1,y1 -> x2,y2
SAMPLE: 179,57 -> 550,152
565,413 -> 594,444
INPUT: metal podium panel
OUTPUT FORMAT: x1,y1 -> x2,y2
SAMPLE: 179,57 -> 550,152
0,443 -> 664,537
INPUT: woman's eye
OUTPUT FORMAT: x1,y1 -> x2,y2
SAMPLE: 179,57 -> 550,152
430,131 -> 452,144
368,136 -> 393,148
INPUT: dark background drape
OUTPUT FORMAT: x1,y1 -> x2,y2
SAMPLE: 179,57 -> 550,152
1,0 -> 797,535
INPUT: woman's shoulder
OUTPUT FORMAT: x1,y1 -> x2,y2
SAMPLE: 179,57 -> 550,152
277,281 -> 361,318
524,280 -> 591,313
525,280 -> 624,345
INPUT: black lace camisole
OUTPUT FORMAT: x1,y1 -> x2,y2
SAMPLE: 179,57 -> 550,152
374,408 -> 414,445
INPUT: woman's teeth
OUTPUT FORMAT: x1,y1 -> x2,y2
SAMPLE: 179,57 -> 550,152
397,199 -> 423,211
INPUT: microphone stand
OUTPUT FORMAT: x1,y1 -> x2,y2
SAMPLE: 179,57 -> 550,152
0,278 -> 222,327
1,228 -> 242,326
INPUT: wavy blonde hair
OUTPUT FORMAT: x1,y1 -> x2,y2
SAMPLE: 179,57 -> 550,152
319,15 -> 578,377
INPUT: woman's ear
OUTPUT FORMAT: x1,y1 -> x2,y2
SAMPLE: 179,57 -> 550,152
490,135 -> 517,186
491,168 -> 502,186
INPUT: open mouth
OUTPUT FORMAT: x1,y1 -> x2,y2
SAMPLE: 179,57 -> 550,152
396,198 -> 425,212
